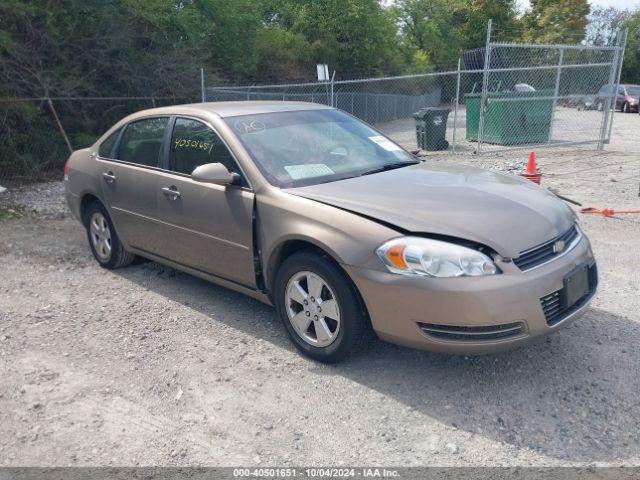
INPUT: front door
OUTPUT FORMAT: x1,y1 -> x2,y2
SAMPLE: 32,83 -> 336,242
99,116 -> 170,255
153,117 -> 256,287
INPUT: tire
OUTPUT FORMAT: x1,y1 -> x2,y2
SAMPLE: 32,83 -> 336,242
274,251 -> 368,363
622,102 -> 628,113
597,101 -> 603,111
84,202 -> 135,269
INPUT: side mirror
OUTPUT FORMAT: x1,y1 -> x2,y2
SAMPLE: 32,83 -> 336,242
191,163 -> 240,186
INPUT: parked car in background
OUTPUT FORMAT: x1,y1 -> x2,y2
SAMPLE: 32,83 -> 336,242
64,102 -> 598,363
595,84 -> 640,112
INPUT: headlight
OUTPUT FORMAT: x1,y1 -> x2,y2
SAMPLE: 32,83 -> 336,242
376,237 -> 498,277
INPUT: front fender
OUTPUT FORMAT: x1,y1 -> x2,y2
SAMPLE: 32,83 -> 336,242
257,189 -> 400,292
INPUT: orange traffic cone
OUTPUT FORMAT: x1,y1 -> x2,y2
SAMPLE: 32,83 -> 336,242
522,151 -> 542,184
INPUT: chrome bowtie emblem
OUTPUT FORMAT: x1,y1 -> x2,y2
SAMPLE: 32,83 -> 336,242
553,240 -> 566,253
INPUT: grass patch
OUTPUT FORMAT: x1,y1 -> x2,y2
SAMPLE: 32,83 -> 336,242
0,206 -> 25,220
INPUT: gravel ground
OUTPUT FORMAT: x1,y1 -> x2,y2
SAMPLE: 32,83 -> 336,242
0,181 -> 68,219
1,114 -> 639,467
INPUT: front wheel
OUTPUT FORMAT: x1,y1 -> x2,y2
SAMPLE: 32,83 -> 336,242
622,102 -> 628,113
274,251 -> 368,363
84,202 -> 135,269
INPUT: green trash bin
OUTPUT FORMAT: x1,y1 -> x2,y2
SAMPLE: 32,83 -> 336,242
413,107 -> 450,151
465,90 -> 553,145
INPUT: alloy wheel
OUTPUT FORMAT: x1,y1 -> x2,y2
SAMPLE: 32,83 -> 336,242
285,271 -> 341,347
89,212 -> 112,261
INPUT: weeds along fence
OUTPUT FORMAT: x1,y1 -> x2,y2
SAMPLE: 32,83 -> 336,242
0,96 -> 181,185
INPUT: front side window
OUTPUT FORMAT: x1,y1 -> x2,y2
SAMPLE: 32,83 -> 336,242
225,109 -> 417,188
98,129 -> 120,158
170,118 -> 238,176
118,117 -> 168,167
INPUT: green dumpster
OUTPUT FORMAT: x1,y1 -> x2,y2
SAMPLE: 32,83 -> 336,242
413,107 -> 450,151
465,90 -> 553,145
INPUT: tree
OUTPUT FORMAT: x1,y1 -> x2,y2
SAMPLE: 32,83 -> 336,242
586,6 -> 632,46
621,11 -> 640,84
522,0 -> 590,44
460,0 -> 520,49
0,0 -> 207,98
253,25 -> 313,82
393,0 -> 466,70
272,0 -> 407,78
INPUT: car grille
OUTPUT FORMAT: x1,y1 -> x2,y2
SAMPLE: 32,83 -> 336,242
540,264 -> 598,326
417,322 -> 525,342
514,225 -> 580,271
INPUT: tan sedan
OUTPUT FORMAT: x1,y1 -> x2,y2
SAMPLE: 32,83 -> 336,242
65,102 -> 597,363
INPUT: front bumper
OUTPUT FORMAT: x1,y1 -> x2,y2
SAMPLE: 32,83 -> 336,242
344,233 -> 597,354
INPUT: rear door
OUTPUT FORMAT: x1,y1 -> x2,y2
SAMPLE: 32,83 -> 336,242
98,116 -> 170,255
152,117 -> 256,287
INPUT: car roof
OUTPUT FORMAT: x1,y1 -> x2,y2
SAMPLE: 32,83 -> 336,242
122,101 -> 333,121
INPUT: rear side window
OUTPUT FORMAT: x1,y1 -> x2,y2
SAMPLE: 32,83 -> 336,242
118,117 -> 169,167
98,129 -> 120,158
170,118 -> 238,175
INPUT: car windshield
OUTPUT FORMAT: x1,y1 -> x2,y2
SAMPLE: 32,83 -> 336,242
225,109 -> 418,188
625,86 -> 640,96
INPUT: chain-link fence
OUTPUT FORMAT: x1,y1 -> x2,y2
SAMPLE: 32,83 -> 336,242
207,71 -> 474,153
0,97 -> 183,186
207,29 -> 627,156
475,22 -> 627,154
0,25 -> 627,186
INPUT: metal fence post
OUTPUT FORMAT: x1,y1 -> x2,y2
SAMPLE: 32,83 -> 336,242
548,47 -> 564,144
605,29 -> 627,143
598,31 -> 622,150
330,71 -> 335,107
452,58 -> 462,153
365,94 -> 368,122
200,68 -> 205,103
477,19 -> 492,155
46,98 -> 73,154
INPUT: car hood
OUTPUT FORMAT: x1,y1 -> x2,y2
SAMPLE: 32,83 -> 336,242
284,162 -> 575,258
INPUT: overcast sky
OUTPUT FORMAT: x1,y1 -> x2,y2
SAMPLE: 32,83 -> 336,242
518,0 -> 639,12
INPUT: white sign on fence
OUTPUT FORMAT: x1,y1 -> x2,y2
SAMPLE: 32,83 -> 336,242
316,64 -> 329,82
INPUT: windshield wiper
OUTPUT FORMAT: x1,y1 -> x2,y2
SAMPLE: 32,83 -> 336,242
360,161 -> 418,177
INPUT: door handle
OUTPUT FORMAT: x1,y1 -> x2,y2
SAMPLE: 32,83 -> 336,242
161,186 -> 181,200
102,171 -> 116,183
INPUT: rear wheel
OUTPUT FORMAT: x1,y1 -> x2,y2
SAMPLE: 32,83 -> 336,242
274,251 -> 368,363
84,202 -> 135,269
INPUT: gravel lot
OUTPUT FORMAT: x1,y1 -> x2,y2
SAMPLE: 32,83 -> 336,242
1,112 -> 639,467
